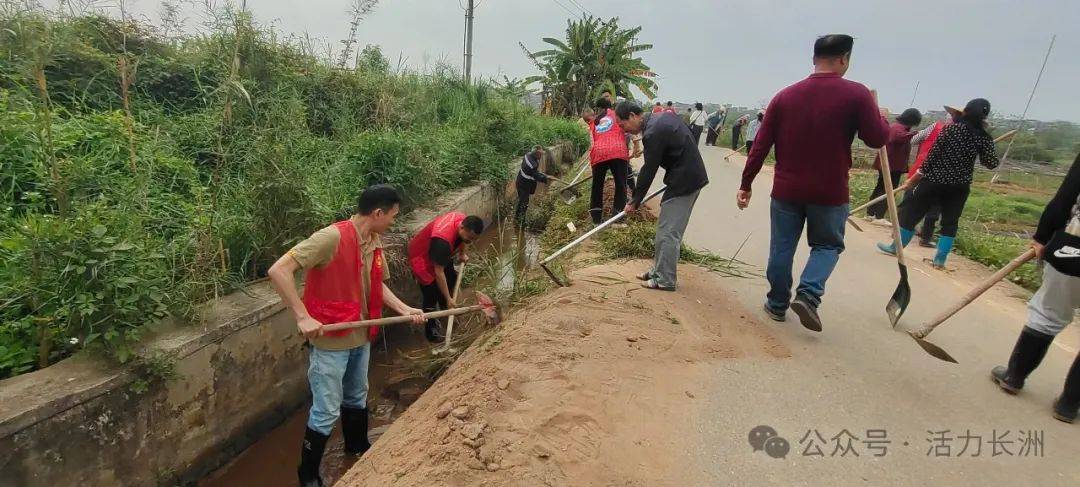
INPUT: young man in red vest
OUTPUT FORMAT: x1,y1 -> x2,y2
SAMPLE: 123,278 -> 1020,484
408,211 -> 485,342
267,185 -> 425,487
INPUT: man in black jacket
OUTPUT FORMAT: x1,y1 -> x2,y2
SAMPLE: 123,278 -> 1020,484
990,154 -> 1080,423
515,145 -> 550,227
616,100 -> 709,291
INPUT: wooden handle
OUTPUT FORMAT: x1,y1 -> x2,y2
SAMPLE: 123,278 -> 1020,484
994,130 -> 1018,143
911,248 -> 1037,338
849,188 -> 904,215
444,262 -> 466,337
322,305 -> 484,332
877,146 -> 906,265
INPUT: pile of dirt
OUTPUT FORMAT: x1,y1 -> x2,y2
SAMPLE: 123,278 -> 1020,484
338,261 -> 789,486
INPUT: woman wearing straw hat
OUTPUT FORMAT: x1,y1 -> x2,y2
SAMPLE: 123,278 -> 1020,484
876,98 -> 999,269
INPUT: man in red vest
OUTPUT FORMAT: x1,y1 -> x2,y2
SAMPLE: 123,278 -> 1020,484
267,185 -> 425,487
408,211 -> 485,342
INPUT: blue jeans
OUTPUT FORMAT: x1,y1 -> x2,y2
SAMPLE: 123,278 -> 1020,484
306,343 -> 370,435
766,199 -> 847,312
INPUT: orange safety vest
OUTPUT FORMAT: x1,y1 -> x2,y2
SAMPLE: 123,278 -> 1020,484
408,212 -> 465,285
302,220 -> 385,342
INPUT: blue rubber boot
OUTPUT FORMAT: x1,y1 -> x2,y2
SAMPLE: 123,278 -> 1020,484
877,227 -> 916,256
932,236 -> 955,268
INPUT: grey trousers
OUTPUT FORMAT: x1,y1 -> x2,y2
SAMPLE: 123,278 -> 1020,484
651,190 -> 700,289
1027,264 -> 1080,336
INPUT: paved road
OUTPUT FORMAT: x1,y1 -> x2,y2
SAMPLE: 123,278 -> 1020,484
648,144 -> 1079,485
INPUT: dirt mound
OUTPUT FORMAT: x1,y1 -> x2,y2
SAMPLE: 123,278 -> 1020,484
337,261 -> 789,486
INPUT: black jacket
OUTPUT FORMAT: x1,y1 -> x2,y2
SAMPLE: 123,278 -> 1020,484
632,112 -> 709,205
1034,154 -> 1080,244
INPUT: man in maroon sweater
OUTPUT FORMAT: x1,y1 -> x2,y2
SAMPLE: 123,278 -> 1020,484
737,34 -> 890,332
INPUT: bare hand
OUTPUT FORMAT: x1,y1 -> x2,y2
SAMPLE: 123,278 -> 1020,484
1031,240 -> 1045,259
459,253 -> 470,264
297,315 -> 323,339
879,107 -> 890,118
631,149 -> 642,159
736,189 -> 752,209
623,203 -> 637,214
405,307 -> 426,325
446,297 -> 457,309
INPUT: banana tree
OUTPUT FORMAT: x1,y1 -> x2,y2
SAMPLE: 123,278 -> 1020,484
522,16 -> 657,116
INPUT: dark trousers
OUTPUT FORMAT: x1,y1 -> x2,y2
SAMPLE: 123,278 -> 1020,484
689,124 -> 704,145
589,159 -> 628,224
705,125 -> 720,145
514,177 -> 536,226
732,125 -> 743,149
419,265 -> 459,342
745,140 -> 754,153
920,206 -> 941,242
899,181 -> 970,238
867,170 -> 905,219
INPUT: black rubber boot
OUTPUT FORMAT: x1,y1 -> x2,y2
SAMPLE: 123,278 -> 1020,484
424,319 -> 444,343
990,327 -> 1055,394
1053,354 -> 1080,423
297,427 -> 329,487
341,406 -> 372,455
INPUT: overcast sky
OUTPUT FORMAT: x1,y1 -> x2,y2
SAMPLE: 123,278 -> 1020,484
97,0 -> 1080,122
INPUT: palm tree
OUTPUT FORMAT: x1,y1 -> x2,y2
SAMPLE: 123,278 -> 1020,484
522,16 -> 656,116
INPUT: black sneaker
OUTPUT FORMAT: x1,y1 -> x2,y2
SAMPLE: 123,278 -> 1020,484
790,295 -> 823,332
762,303 -> 786,322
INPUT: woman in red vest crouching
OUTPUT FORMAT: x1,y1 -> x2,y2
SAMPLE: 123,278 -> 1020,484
268,185 -> 425,487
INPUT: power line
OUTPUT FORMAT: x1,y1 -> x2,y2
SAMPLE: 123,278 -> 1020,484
565,0 -> 594,17
550,0 -> 579,17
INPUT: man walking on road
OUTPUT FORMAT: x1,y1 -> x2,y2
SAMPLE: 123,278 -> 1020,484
616,100 -> 709,292
408,211 -> 484,342
732,114 -> 750,150
737,34 -> 890,331
745,110 -> 764,152
266,185 -> 426,487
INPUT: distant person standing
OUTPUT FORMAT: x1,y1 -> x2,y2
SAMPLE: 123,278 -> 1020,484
877,98 -> 999,269
514,146 -> 550,226
688,102 -> 708,145
865,108 -> 922,222
585,97 -> 631,224
652,101 -> 664,114
616,100 -> 709,291
663,101 -> 677,114
731,114 -> 750,150
744,110 -> 764,152
738,34 -> 890,331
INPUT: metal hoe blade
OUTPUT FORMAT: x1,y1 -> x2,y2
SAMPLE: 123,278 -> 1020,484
908,332 -> 958,363
887,263 -> 911,327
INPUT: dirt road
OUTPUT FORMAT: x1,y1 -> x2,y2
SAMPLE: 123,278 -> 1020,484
342,146 -> 1079,486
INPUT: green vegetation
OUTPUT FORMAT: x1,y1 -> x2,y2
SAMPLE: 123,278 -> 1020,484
522,16 -> 656,116
0,7 -> 586,379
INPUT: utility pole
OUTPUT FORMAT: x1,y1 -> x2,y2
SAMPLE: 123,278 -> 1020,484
464,0 -> 475,84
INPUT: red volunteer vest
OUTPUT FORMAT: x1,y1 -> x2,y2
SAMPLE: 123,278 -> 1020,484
909,121 -> 946,178
589,108 -> 630,166
302,220 -> 385,342
408,212 -> 465,285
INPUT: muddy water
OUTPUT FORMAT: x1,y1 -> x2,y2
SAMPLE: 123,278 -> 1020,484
199,220 -> 534,487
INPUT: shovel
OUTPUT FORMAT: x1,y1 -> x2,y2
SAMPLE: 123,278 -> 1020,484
321,291 -> 501,332
559,175 -> 593,204
432,261 -> 466,355
877,142 -> 910,327
906,248 -> 1037,363
540,185 -> 668,286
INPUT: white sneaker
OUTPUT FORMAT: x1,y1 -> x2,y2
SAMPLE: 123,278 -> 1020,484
870,219 -> 892,227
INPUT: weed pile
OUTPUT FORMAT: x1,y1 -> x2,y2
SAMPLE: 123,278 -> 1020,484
0,7 -> 586,378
